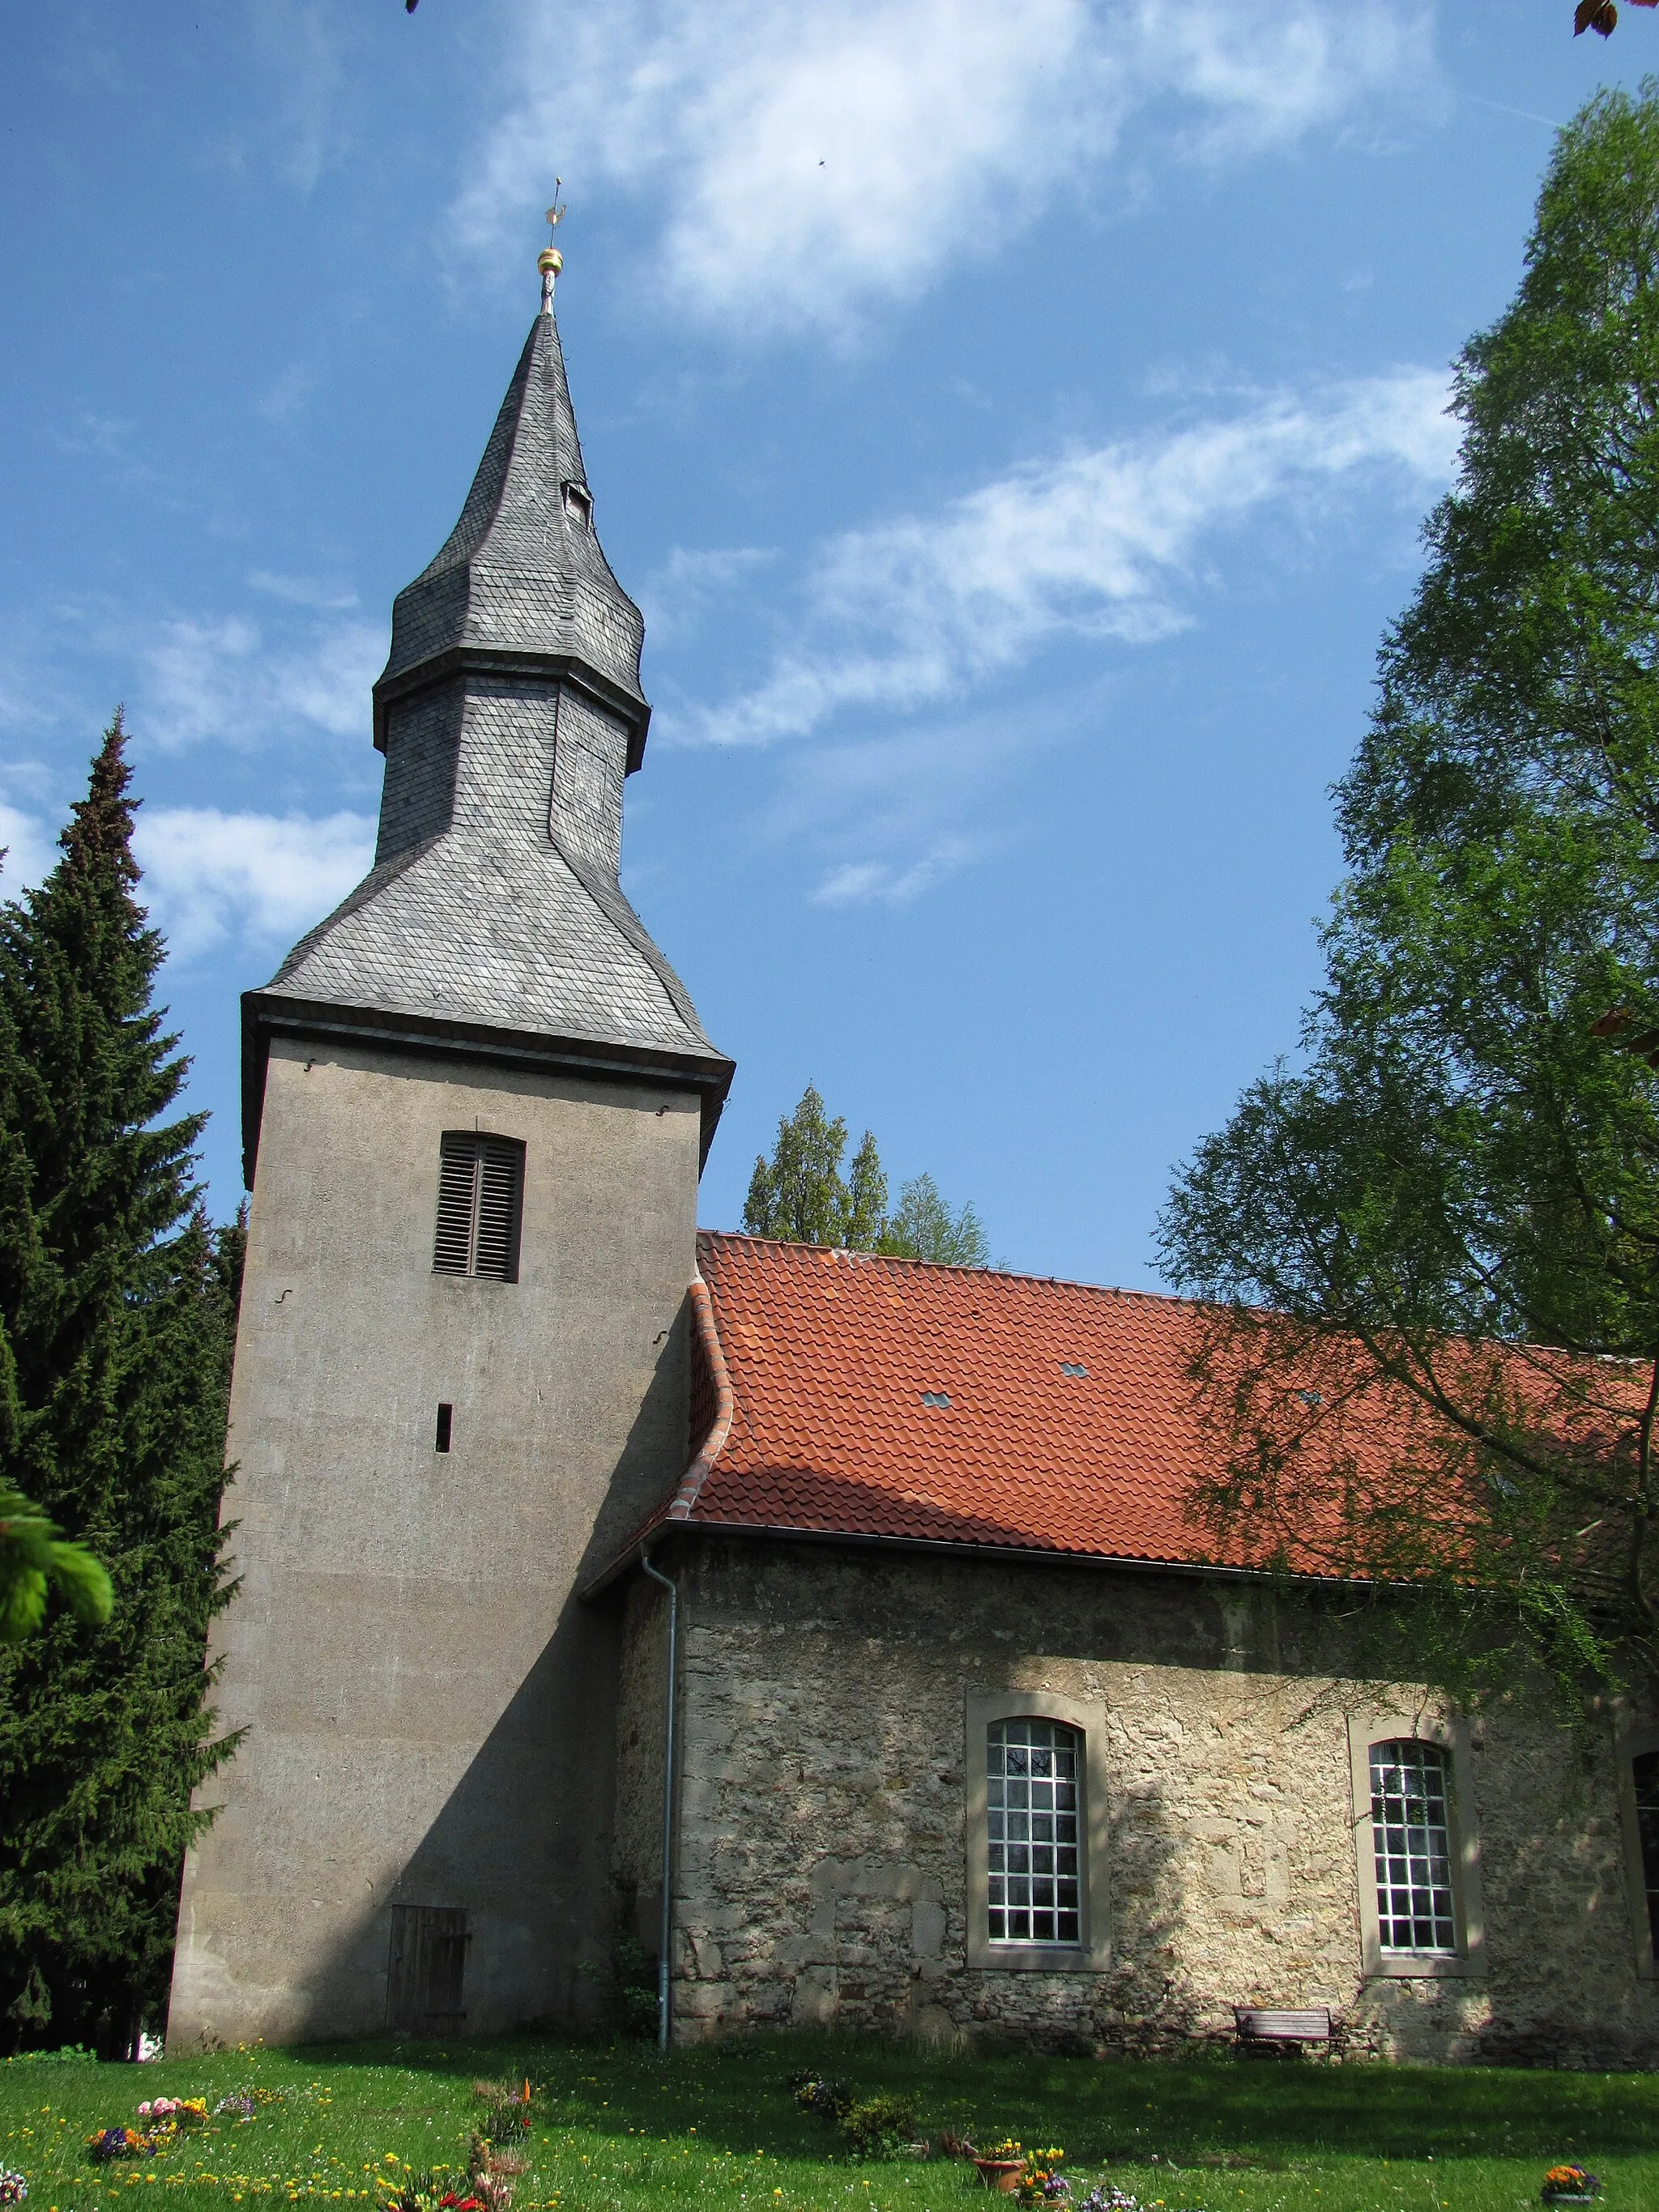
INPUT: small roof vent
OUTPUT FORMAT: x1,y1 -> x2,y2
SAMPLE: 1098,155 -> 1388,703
920,1390 -> 951,1409
562,480 -> 592,528
1060,1362 -> 1088,1378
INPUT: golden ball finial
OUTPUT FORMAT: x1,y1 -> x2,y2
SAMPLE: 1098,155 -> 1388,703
538,246 -> 563,276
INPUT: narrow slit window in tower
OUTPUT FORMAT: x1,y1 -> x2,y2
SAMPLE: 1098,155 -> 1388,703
435,1403 -> 453,1454
433,1132 -> 525,1282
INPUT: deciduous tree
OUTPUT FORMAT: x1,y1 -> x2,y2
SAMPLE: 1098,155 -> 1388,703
742,1085 -> 987,1264
0,1482 -> 111,1644
879,1173 -> 989,1268
1158,87 -> 1659,1713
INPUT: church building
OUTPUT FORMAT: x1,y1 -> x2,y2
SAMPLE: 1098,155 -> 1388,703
166,248 -> 1659,2069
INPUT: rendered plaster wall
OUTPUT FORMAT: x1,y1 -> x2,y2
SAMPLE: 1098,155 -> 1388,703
655,1539 -> 1659,2065
168,1038 -> 701,2050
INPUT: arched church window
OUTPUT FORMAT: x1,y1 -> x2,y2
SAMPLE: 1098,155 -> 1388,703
987,1717 -> 1082,1945
433,1132 -> 525,1282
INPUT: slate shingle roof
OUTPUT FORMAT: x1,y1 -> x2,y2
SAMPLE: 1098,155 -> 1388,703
244,297 -> 732,1174
261,688 -> 721,1067
379,307 -> 646,715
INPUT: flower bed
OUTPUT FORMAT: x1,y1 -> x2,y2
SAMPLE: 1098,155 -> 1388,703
1542,2167 -> 1603,2206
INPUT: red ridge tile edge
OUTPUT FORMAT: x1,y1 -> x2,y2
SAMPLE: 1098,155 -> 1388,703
666,1275 -> 734,1522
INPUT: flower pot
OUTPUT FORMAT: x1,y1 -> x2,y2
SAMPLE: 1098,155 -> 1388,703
974,2162 -> 1026,2193
1542,2197 -> 1598,2206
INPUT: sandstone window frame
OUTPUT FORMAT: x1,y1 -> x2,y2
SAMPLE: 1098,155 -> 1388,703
1614,1717 -> 1659,1979
1346,1707 -> 1485,1981
965,1688 -> 1111,1974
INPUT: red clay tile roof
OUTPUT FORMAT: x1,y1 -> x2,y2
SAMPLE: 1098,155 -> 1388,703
668,1231 -> 1233,1568
584,1234 -> 1638,1595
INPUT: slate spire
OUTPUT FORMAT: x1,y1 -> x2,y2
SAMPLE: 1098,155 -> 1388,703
373,284 -> 646,749
241,251 -> 733,1180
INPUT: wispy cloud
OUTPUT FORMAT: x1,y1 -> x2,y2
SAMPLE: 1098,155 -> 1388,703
249,571 -> 360,611
761,693 -> 1084,906
693,367 -> 1456,748
456,0 -> 1437,336
639,544 -> 777,644
134,807 -> 375,957
143,612 -> 383,749
814,837 -> 978,906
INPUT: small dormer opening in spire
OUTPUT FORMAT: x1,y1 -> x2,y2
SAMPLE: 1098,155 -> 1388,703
562,481 -> 592,530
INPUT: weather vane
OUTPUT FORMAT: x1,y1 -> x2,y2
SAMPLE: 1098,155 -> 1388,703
539,181 -> 566,309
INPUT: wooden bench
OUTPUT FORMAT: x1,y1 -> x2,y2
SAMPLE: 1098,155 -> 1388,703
1234,2006 -> 1332,2048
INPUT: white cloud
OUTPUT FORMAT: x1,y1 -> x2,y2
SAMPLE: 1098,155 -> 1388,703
134,807 -> 375,958
693,366 -> 1457,747
814,837 -> 978,906
143,613 -> 384,750
0,802 -> 59,896
249,571 -> 360,611
456,0 -> 1437,335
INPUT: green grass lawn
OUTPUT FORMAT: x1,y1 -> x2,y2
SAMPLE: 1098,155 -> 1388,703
2,2034 -> 1653,2212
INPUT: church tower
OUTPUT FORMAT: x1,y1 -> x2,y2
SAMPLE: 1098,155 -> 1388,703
167,245 -> 732,2047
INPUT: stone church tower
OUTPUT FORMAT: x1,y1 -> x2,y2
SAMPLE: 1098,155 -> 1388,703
167,249 -> 732,2047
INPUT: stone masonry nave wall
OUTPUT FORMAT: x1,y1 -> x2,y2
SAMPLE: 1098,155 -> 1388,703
614,1538 -> 1659,2065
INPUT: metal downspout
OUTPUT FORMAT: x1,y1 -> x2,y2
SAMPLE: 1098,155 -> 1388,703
639,1542 -> 678,2056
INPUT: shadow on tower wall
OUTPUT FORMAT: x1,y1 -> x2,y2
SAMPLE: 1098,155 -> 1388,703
278,1300 -> 695,2045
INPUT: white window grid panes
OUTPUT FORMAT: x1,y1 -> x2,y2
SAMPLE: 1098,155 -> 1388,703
1370,1740 -> 1456,1954
987,1718 -> 1081,1945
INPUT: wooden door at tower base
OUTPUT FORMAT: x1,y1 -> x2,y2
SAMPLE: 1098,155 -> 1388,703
386,1905 -> 469,2035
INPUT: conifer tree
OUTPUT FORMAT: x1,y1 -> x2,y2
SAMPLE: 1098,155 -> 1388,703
0,714 -> 239,2055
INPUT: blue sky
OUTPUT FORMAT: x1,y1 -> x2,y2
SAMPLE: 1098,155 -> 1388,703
0,2 -> 1647,1283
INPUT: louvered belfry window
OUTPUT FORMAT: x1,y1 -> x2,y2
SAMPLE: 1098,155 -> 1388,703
433,1132 -> 524,1282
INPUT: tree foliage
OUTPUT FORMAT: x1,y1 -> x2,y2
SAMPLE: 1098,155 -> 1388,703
0,1485 -> 112,1644
0,714 -> 241,2055
742,1085 -> 887,1248
881,1171 -> 990,1268
1158,87 -> 1659,1712
1580,0 -> 1657,38
742,1085 -> 988,1265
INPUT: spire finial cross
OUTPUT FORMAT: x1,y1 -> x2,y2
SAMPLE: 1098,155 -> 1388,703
538,181 -> 566,311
